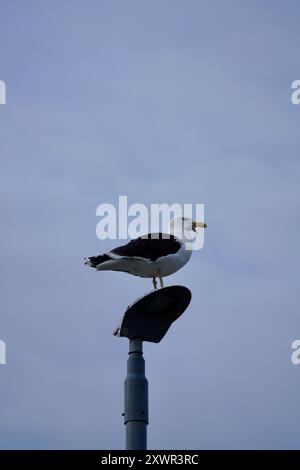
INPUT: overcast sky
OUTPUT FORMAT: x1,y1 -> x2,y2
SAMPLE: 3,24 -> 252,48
1,0 -> 300,449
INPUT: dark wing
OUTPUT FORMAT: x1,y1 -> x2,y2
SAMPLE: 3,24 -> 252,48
111,233 -> 181,262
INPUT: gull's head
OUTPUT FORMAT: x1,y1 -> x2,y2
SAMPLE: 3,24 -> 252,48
169,216 -> 207,238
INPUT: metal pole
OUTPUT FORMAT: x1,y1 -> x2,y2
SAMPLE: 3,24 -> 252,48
124,337 -> 148,450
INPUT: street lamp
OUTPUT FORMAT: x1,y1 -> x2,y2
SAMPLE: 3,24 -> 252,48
114,285 -> 192,450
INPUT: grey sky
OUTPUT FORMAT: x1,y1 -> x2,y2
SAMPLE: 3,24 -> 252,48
0,0 -> 300,449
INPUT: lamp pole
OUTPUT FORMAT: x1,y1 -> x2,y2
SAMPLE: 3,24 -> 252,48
124,337 -> 148,450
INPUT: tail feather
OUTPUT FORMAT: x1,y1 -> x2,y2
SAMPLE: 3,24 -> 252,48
84,254 -> 111,268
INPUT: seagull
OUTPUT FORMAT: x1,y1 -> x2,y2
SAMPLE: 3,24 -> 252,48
84,217 -> 207,289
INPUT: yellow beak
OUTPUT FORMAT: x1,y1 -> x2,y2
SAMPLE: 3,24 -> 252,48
192,220 -> 207,231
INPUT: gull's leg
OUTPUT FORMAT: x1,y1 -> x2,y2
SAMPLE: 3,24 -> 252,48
159,274 -> 164,288
152,277 -> 158,290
